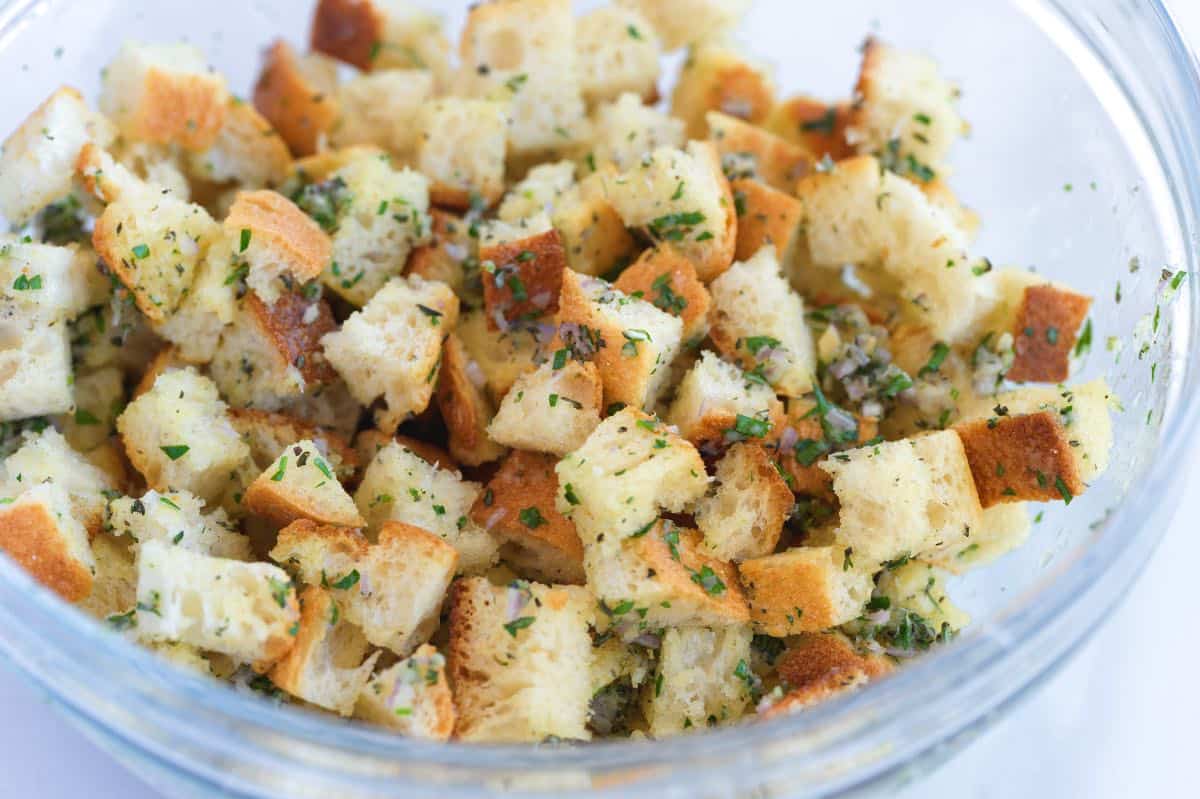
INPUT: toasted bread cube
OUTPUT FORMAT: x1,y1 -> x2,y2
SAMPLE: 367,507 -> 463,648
0,87 -> 116,225
75,141 -> 154,206
643,625 -> 751,736
447,576 -> 593,742
666,350 -> 783,448
709,247 -> 816,397
1006,284 -> 1093,383
694,443 -> 793,561
331,69 -> 435,159
480,229 -> 568,330
244,440 -> 364,528
153,235 -> 238,364
673,44 -> 775,138
406,210 -> 477,296
848,38 -> 967,181
759,632 -> 891,718
819,431 -> 983,568
617,0 -> 749,52
224,191 -> 332,305
0,483 -> 94,602
455,310 -> 545,404
3,427 -> 115,534
136,539 -> 299,666
321,275 -> 459,433
107,489 -> 252,560
586,92 -> 685,172
311,0 -> 452,88
230,407 -> 356,481
764,96 -> 854,161
730,179 -> 804,263
709,111 -> 815,192
186,99 -> 292,189
435,334 -> 507,467
577,6 -> 662,106
59,367 -> 124,453
267,584 -> 379,715
0,238 -> 106,325
470,450 -> 585,584
876,559 -> 970,634
928,502 -> 1030,573
557,270 -> 684,410
77,532 -> 137,620
615,246 -> 712,342
550,175 -> 638,277
955,411 -> 1085,507
253,41 -> 340,158
117,368 -> 250,504
0,322 -> 73,420
99,42 -> 229,150
488,360 -> 604,457
738,546 -> 871,636
91,192 -> 220,323
271,519 -> 458,655
354,441 -> 498,573
414,99 -> 508,209
356,643 -> 454,739
556,408 -> 707,538
605,142 -> 736,282
497,161 -> 578,224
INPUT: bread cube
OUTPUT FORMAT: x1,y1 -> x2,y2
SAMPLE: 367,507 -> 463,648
331,70 -> 435,159
76,532 -> 137,620
253,41 -> 340,157
497,161 -> 578,224
586,93 -> 685,173
99,41 -> 229,150
616,0 -> 749,52
435,334 -> 506,467
75,142 -> 150,206
107,489 -> 252,560
414,99 -> 509,209
1005,284 -> 1093,383
186,99 -> 292,189
455,310 -> 545,403
0,322 -> 73,420
353,441 -> 498,574
321,275 -> 459,433
666,350 -> 783,448
764,95 -> 854,161
311,0 -> 453,89
694,443 -> 793,561
480,228 -> 568,330
0,483 -> 95,601
577,6 -> 662,106
615,246 -> 711,343
673,44 -> 775,139
271,519 -> 458,655
117,367 -> 250,504
59,367 -> 124,453
244,440 -> 365,528
643,625 -> 751,736
488,360 -> 604,457
759,631 -> 891,719
3,427 -> 115,534
470,450 -> 585,585
406,210 -> 477,296
730,178 -> 804,264
224,190 -> 332,305
0,87 -> 116,225
152,237 -> 238,365
229,408 -> 356,482
447,576 -> 593,742
738,546 -> 872,636
709,111 -> 814,192
356,643 -> 455,740
0,238 -> 106,325
354,430 -> 455,476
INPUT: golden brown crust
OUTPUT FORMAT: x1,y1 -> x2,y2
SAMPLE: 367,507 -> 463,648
407,642 -> 457,741
0,501 -> 93,602
479,229 -> 568,330
310,0 -> 384,71
407,209 -> 470,291
435,334 -> 505,467
276,518 -> 370,559
708,111 -> 814,193
244,291 -> 338,386
766,96 -> 854,161
761,632 -> 891,718
75,142 -> 119,204
730,178 -> 804,263
225,190 -> 332,285
737,548 -> 843,636
614,246 -> 711,341
267,583 -> 332,693
428,185 -> 493,212
90,212 -> 165,323
718,442 -> 794,553
630,523 -> 750,624
253,40 -> 339,157
692,140 -> 740,282
136,67 -> 228,151
676,55 -> 775,138
1007,284 -> 1092,383
243,455 -> 366,530
954,411 -> 1086,508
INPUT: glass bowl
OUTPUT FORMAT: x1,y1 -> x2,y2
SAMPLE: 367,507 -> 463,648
0,0 -> 1197,796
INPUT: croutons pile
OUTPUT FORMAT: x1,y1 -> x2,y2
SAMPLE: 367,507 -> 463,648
0,0 -> 1113,742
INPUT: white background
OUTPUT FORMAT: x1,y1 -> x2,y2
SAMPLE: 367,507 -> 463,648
1,2 -> 1198,797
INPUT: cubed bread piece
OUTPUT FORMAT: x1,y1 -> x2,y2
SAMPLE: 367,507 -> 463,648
331,70 -> 435,159
2,427 -> 115,534
643,625 -> 751,736
819,430 -> 983,568
0,322 -> 73,420
764,96 -> 854,161
244,440 -> 365,528
116,367 -> 250,504
488,360 -> 604,457
321,275 -> 459,433
1006,284 -> 1093,383
107,489 -> 252,560
75,142 -> 149,205
224,190 -> 332,305
77,532 -> 137,620
480,228 -> 568,330
0,483 -> 95,601
59,367 -> 124,453
210,291 -> 338,410
497,161 -> 578,224
928,502 -> 1030,574
796,156 -> 978,339
875,559 -> 970,634
666,350 -> 784,448
435,334 -> 507,467
229,407 -> 356,481
954,411 -> 1085,507
0,238 -> 106,325
616,0 -> 749,52
479,214 -> 554,250
759,631 -> 891,719
311,0 -> 453,88
252,41 -> 340,157
694,442 -> 793,561
353,441 -> 498,573
848,38 -> 967,181
447,576 -> 593,742
615,246 -> 711,343
455,310 -> 545,404
551,174 -> 638,277
709,247 -> 816,397
0,87 -> 116,225
356,644 -> 454,740
186,99 -> 292,189
771,397 -> 878,501
605,142 -> 736,282
414,99 -> 508,209
470,450 -> 585,585
586,92 -> 685,172
556,270 -> 684,410
135,539 -> 299,666
577,6 -> 662,106
738,546 -> 872,636
146,240 -> 234,365
673,44 -> 775,139
406,210 -> 477,296
99,41 -> 229,150
267,584 -> 379,714
271,519 -> 458,655
729,178 -> 804,263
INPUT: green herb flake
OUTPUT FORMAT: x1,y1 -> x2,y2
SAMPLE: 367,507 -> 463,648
239,228 -> 252,253
160,444 -> 189,461
519,507 -> 546,528
503,616 -> 536,637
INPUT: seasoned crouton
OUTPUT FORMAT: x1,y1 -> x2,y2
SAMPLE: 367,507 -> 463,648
229,407 -> 356,481
0,323 -> 73,420
480,228 -> 568,330
759,631 -> 891,718
59,366 -> 124,453
107,489 -> 253,560
99,42 -> 229,151
268,584 -> 379,715
615,247 -> 711,342
150,240 -> 237,366
764,96 -> 854,161
455,310 -> 545,403
244,440 -> 365,528
585,92 -> 685,172
75,142 -> 143,206
447,576 -> 593,742
321,275 -> 459,433
616,0 -> 749,52
551,174 -> 639,277
77,532 -> 137,620
186,98 -> 292,189
694,443 -> 793,561
116,368 -> 250,505
135,538 -> 299,666
356,643 -> 455,740
0,87 -> 116,225
928,502 -> 1030,573
470,450 -> 585,585
252,41 -> 340,158
876,559 -> 970,634
406,209 -> 477,296
673,44 -> 775,139
224,191 -> 331,304
708,247 -> 816,397
3,427 -> 115,534
1006,284 -> 1092,383
729,179 -> 803,263
414,99 -> 509,209
488,360 -> 603,457
0,483 -> 94,602
738,546 -> 872,636
0,237 -> 107,325
577,6 -> 662,106
311,0 -> 452,88
331,69 -> 435,159
954,411 -> 1085,507
436,334 -> 507,467
112,140 -> 192,200
497,161 -> 578,224
643,625 -> 751,736
666,350 -> 783,448
271,519 -> 458,655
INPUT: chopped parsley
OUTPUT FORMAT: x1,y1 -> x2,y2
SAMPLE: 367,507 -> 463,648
160,444 -> 189,461
268,577 -> 292,608
519,507 -> 547,528
503,616 -> 536,637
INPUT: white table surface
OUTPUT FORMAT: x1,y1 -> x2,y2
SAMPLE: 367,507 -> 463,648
3,3 -> 1199,797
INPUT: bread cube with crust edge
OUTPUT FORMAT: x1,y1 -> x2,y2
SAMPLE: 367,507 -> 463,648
694,442 -> 794,562
643,624 -> 752,736
310,0 -> 453,90
244,439 -> 365,528
666,350 -> 784,450
954,411 -> 1085,508
758,631 -> 892,719
614,246 -> 712,343
253,41 -> 340,158
487,359 -> 603,458
737,546 -> 873,637
355,643 -> 455,740
0,483 -> 95,602
480,228 -> 568,331
435,334 -> 508,467
224,190 -> 332,306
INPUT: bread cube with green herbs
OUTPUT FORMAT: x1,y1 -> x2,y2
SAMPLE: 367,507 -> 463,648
244,440 -> 365,529
355,643 -> 455,740
0,483 -> 96,602
2,427 -> 116,534
487,360 -> 603,457
642,625 -> 753,737
108,489 -> 253,560
576,6 -> 662,107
